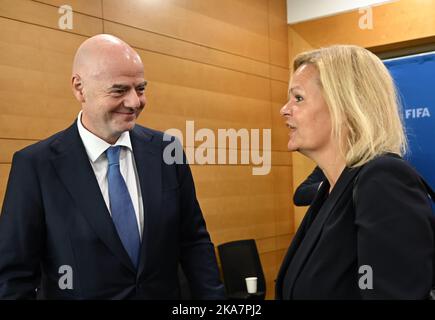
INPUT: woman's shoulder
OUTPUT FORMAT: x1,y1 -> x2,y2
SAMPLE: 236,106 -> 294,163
358,153 -> 421,183
361,153 -> 413,172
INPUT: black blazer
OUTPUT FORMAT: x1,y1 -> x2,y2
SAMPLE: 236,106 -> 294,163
276,154 -> 435,299
0,123 -> 225,299
293,166 -> 325,206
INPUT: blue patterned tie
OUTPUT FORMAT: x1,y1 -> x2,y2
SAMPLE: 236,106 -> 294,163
106,146 -> 140,269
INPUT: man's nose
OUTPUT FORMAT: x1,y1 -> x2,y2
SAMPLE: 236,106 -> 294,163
124,89 -> 142,109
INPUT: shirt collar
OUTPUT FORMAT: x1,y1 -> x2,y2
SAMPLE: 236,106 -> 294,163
77,111 -> 133,163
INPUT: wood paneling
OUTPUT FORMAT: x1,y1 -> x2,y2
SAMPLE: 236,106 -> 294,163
290,0 -> 435,52
0,0 -> 291,299
0,139 -> 36,163
272,103 -> 290,152
104,20 -> 288,82
190,164 -> 292,300
261,250 -> 280,299
292,153 -> 316,228
0,164 -> 11,206
139,50 -> 272,101
0,114 -> 74,140
0,0 -> 103,36
35,0 -> 103,17
267,0 -> 289,67
102,0 -> 271,62
270,65 -> 289,82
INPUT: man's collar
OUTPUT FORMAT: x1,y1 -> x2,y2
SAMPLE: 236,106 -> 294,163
76,110 -> 133,162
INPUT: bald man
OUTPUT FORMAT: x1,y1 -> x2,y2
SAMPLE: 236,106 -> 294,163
0,34 -> 225,299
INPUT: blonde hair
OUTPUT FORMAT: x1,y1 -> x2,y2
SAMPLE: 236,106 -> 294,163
293,45 -> 407,167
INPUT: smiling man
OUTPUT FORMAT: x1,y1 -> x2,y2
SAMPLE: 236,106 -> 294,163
72,35 -> 146,144
0,34 -> 225,299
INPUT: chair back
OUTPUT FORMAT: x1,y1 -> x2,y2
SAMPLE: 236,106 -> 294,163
217,239 -> 266,299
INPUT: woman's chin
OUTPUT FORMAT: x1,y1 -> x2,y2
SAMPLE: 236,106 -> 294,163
287,140 -> 299,152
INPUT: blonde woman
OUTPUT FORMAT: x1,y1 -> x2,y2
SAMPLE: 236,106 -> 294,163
276,45 -> 434,299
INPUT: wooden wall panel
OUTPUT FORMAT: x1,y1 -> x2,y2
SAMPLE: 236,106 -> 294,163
0,164 -> 11,206
272,151 -> 292,166
1,17 -> 274,138
104,21 -> 281,81
191,164 -> 292,299
260,250 -> 280,299
102,0 -> 271,62
0,0 -> 103,36
144,80 -> 271,121
292,153 -> 316,229
0,114 -> 73,140
35,0 -> 103,17
267,0 -> 289,67
270,65 -> 289,82
290,0 -> 435,52
0,0 -> 290,300
0,139 -> 36,163
139,50 -> 271,101
272,104 -> 289,152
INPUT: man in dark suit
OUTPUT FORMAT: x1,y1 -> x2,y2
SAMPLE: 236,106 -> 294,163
293,166 -> 325,206
0,34 -> 225,299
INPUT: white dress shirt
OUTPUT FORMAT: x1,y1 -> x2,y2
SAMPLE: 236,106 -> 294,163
77,111 -> 144,239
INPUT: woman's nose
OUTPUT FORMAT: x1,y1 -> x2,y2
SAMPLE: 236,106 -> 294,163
280,102 -> 290,116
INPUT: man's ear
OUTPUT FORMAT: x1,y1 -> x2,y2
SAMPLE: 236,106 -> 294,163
71,75 -> 86,103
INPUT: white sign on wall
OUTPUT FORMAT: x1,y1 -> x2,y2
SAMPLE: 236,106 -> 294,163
286,0 -> 395,24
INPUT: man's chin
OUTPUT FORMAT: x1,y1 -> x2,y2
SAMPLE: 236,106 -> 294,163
114,121 -> 136,134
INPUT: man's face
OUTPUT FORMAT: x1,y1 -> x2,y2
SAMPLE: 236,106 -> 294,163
81,56 -> 146,143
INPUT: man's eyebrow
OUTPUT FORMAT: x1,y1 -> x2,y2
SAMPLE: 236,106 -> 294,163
108,80 -> 148,90
108,81 -> 147,90
108,84 -> 129,90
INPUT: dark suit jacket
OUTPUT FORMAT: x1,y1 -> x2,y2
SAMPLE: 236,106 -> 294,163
276,154 -> 435,299
293,166 -> 325,206
0,123 -> 225,299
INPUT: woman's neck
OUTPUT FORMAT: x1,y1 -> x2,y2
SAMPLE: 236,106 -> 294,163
322,161 -> 346,192
309,149 -> 346,192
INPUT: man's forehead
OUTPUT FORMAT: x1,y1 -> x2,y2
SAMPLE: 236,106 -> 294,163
81,45 -> 143,77
91,60 -> 144,80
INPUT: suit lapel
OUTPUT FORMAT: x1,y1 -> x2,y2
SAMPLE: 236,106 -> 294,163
50,123 -> 136,273
280,166 -> 362,299
129,127 -> 162,278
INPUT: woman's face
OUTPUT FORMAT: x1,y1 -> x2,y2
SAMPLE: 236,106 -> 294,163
280,64 -> 334,157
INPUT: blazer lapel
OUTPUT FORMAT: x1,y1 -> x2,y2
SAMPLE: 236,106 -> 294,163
129,127 -> 162,278
50,123 -> 136,273
275,184 -> 328,298
280,166 -> 363,299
